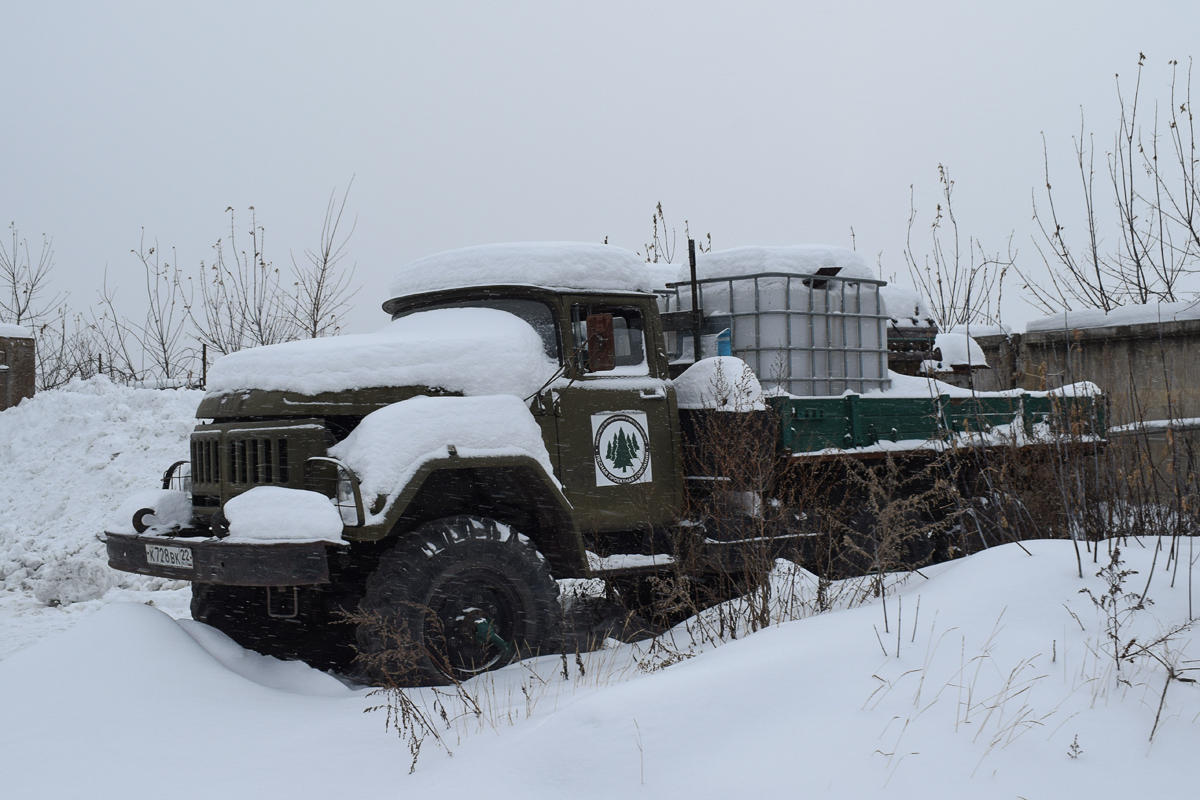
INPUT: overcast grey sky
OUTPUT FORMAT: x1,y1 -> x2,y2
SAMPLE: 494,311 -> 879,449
3,1 -> 1199,332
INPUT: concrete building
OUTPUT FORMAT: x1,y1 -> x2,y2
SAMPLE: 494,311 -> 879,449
0,323 -> 35,410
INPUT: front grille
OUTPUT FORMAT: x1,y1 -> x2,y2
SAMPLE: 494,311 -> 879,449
190,434 -> 291,487
227,437 -> 290,485
189,420 -> 326,496
191,433 -> 222,486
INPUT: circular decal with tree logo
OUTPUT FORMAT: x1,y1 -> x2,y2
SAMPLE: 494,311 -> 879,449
591,411 -> 653,486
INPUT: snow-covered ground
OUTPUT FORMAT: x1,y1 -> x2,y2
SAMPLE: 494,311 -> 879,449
2,380 -> 1199,799
1,540 -> 1197,799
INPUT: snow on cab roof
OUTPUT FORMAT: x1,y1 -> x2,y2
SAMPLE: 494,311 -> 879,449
0,322 -> 33,339
388,242 -> 655,299
682,245 -> 878,283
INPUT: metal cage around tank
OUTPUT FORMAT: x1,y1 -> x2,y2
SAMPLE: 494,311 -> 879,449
660,271 -> 891,396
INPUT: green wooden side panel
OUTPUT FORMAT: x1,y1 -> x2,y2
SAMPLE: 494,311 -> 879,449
772,392 -> 1106,454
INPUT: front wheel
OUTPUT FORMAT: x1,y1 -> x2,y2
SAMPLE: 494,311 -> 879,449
356,516 -> 561,686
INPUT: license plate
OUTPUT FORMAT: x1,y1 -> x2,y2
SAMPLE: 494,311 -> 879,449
145,543 -> 193,570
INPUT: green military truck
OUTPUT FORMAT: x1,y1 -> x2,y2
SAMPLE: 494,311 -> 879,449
104,242 -> 1103,684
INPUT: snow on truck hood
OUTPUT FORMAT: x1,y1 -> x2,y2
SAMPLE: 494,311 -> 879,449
204,307 -> 558,398
388,241 -> 656,298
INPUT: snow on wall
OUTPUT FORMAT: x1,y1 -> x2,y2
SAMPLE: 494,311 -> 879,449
0,322 -> 33,339
329,394 -> 556,524
684,245 -> 877,283
205,307 -> 558,398
0,377 -> 201,605
673,357 -> 766,411
388,241 -> 655,298
946,322 -> 1015,338
1025,299 -> 1200,332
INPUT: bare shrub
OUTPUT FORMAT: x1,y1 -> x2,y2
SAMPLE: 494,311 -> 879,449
287,182 -> 359,339
1022,56 -> 1200,312
189,207 -> 299,357
903,165 -> 1012,329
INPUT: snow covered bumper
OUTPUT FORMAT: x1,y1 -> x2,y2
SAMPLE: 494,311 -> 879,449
104,532 -> 331,586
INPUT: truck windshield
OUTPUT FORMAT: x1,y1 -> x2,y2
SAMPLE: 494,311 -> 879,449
393,298 -> 560,362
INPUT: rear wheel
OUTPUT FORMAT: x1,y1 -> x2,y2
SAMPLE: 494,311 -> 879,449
356,516 -> 561,686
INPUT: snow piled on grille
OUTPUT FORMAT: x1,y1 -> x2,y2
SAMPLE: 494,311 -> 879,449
330,394 -> 557,524
223,486 -> 346,544
205,307 -> 558,398
0,377 -> 201,608
388,241 -> 654,298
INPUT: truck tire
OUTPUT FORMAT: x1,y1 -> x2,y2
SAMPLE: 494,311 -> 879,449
356,516 -> 561,686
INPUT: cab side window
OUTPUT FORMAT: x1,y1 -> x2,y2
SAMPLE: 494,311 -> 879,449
571,305 -> 648,375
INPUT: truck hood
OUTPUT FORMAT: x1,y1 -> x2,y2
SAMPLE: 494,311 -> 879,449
202,307 -> 558,403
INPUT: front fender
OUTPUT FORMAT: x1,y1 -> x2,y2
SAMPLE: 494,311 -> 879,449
344,454 -> 588,578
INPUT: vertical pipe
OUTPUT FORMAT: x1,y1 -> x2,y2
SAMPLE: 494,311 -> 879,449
201,343 -> 207,388
688,238 -> 702,362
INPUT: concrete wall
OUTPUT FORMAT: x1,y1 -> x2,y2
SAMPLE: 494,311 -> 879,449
972,319 -> 1200,428
0,335 -> 35,410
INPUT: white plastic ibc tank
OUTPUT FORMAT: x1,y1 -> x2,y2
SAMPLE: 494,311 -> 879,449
671,246 -> 890,396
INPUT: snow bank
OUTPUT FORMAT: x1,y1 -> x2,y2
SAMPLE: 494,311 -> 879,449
3,541 -> 1198,799
0,321 -> 32,338
329,394 -> 555,523
223,486 -> 345,544
0,377 -> 201,605
686,244 -> 876,282
205,307 -> 558,398
108,489 -> 193,535
1026,299 -> 1200,332
673,357 -> 766,411
388,241 -> 654,298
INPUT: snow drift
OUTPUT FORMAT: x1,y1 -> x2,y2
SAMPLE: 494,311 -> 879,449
2,540 -> 1197,799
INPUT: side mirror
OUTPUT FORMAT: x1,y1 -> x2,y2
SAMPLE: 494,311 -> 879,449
585,313 -> 616,372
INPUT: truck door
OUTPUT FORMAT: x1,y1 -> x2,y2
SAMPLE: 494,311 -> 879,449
552,299 -> 682,533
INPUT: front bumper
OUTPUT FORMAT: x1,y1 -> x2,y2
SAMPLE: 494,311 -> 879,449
105,532 -> 331,585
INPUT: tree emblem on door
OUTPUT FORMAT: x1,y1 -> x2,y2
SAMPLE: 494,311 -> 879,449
592,412 -> 652,486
